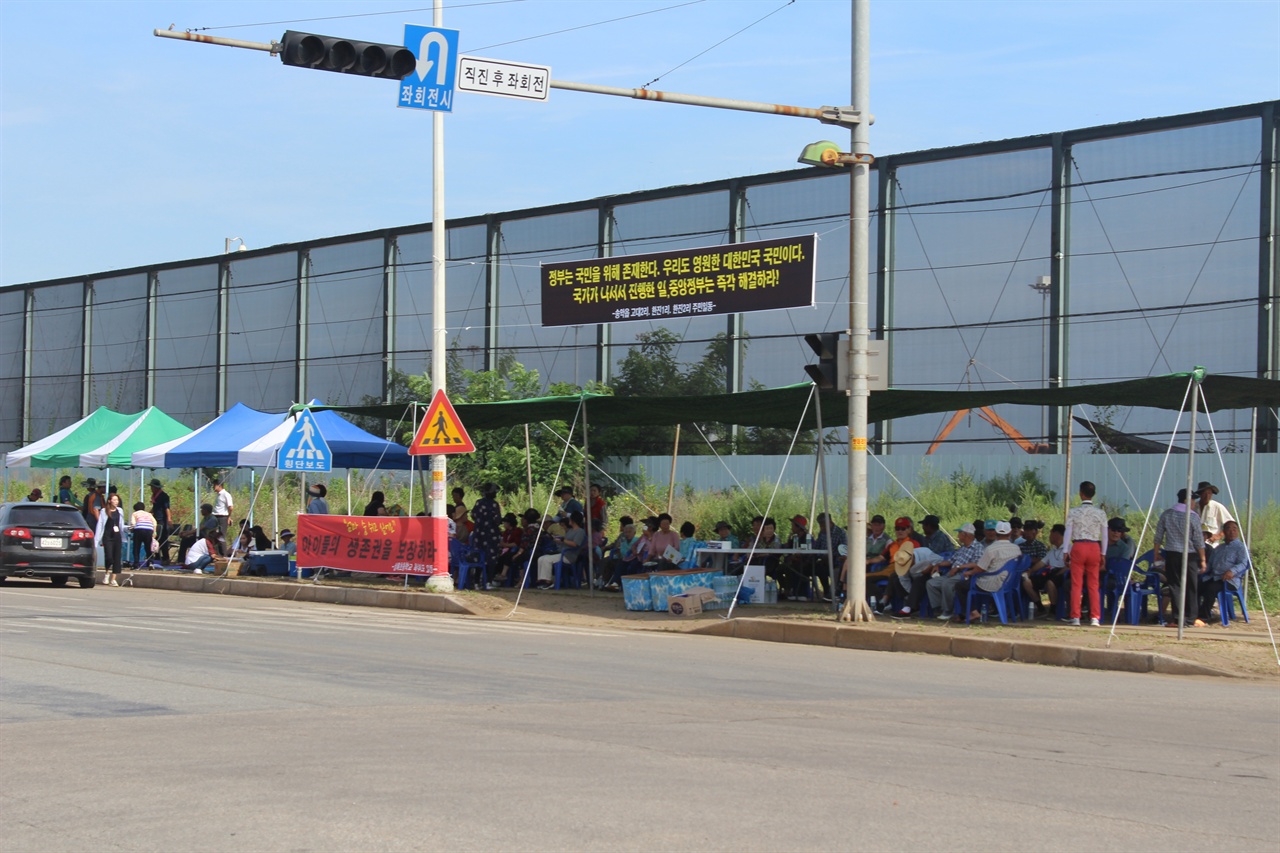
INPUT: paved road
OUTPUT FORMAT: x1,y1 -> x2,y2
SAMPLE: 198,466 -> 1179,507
2,583 -> 1277,852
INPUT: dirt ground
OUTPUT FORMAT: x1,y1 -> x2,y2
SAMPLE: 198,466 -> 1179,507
434,584 -> 1280,680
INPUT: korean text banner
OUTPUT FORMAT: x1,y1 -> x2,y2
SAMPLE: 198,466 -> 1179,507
295,515 -> 448,576
540,234 -> 816,327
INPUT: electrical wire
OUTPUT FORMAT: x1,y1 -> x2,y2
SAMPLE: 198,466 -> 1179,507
640,0 -> 795,89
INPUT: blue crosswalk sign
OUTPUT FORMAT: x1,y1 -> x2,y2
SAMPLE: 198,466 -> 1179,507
399,24 -> 459,112
278,410 -> 332,472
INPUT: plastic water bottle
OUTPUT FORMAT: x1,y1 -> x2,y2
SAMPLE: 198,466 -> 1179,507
870,595 -> 878,612
980,603 -> 989,623
1025,599 -> 1035,621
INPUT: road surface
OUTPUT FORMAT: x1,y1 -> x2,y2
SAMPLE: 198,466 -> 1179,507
1,583 -> 1276,851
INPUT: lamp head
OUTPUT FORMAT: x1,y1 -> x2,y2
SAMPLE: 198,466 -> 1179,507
797,140 -> 843,167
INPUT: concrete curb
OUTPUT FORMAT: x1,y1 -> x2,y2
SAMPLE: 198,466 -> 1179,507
119,571 -> 478,616
689,617 -> 1238,678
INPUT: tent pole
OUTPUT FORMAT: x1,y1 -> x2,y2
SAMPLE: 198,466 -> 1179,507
666,424 -> 680,515
814,388 -> 837,614
1062,413 -> 1073,524
346,468 -> 352,516
1177,377 -> 1202,641
524,424 -> 534,509
272,465 -> 278,544
583,398 -> 594,595
1244,407 -> 1257,600
250,469 -> 255,529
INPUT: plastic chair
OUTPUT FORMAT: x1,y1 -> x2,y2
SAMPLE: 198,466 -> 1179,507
553,553 -> 587,590
1218,586 -> 1249,626
1121,550 -> 1164,625
456,546 -> 488,590
961,555 -> 1030,625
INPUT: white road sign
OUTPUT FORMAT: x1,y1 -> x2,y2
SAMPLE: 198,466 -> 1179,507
457,56 -> 550,102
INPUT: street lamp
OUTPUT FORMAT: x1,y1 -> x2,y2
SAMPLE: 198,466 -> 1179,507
1030,275 -> 1052,443
225,237 -> 249,254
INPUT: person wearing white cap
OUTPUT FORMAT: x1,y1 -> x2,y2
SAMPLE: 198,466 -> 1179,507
925,523 -> 986,618
948,520 -> 1020,621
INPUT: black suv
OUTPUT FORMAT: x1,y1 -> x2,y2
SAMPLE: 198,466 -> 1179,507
0,502 -> 97,588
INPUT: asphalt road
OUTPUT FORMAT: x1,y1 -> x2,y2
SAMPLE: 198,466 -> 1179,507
1,583 -> 1277,852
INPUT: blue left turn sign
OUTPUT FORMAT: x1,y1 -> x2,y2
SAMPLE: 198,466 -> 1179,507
399,25 -> 459,112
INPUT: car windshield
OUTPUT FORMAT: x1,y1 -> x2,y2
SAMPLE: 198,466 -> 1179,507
9,506 -> 87,529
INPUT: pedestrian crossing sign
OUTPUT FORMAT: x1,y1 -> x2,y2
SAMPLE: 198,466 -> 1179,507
409,390 -> 475,456
278,409 -> 332,472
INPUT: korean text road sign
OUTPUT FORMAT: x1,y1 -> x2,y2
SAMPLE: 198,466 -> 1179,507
409,390 -> 475,455
457,56 -> 550,101
278,410 -> 332,472
399,24 -> 459,112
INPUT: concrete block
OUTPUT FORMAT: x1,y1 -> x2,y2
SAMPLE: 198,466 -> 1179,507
781,622 -> 839,647
344,588 -> 381,608
951,636 -> 1013,661
733,618 -> 787,644
1078,648 -> 1153,673
1011,642 -> 1079,668
689,620 -> 736,638
891,631 -> 953,656
834,626 -> 896,652
1150,654 -> 1236,678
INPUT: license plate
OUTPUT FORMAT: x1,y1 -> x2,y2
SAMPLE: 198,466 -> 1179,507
38,537 -> 65,549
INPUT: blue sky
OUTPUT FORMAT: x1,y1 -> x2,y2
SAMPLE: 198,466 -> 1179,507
1,0 -> 1277,286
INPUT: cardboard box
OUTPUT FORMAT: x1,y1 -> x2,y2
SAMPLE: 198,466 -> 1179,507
668,587 -> 717,617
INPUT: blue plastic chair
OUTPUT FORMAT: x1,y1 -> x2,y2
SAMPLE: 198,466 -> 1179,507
456,546 -> 488,590
961,555 -> 1030,625
553,553 -> 587,590
1218,586 -> 1249,626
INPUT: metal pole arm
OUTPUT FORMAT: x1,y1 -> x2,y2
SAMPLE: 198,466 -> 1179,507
153,28 -> 279,54
550,79 -> 869,128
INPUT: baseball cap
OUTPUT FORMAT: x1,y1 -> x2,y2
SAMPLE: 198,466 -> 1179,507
956,522 -> 976,535
791,514 -> 808,526
995,521 -> 1012,535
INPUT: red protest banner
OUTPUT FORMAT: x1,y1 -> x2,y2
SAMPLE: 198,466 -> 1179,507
295,515 -> 448,576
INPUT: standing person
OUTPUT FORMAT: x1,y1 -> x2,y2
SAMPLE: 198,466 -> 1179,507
1063,481 -> 1108,626
1153,488 -> 1207,629
588,484 -> 607,545
82,478 -> 104,528
1193,481 -> 1234,549
211,478 -> 234,553
470,483 -> 503,573
306,484 -> 328,515
149,479 -> 173,563
57,475 -> 75,505
95,493 -> 126,587
129,502 -> 156,568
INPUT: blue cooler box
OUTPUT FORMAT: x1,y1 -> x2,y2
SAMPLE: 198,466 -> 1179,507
244,550 -> 289,576
621,574 -> 653,611
649,569 -> 724,612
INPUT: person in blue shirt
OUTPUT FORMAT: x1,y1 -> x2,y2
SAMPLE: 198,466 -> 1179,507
1198,520 -> 1248,622
711,520 -> 740,549
677,521 -> 706,568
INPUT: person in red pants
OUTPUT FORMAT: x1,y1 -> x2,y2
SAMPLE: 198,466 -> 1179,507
1063,481 -> 1108,626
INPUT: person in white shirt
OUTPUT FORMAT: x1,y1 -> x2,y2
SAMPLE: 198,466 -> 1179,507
1194,481 -> 1234,548
185,534 -> 217,574
211,479 -> 234,555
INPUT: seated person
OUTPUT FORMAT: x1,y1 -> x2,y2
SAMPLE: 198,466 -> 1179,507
788,514 -> 809,547
644,513 -> 682,570
176,524 -> 199,564
1024,523 -> 1066,616
1107,517 -> 1136,563
710,520 -> 740,549
278,528 -> 296,557
197,503 -> 217,539
886,545 -> 943,617
248,525 -> 272,551
602,517 -> 643,590
810,512 -> 847,601
1198,520 -> 1248,622
925,524 -> 986,619
677,521 -> 706,568
452,504 -> 473,543
185,533 -> 219,574
488,513 -> 524,586
860,516 -> 915,590
950,521 -> 1021,621
918,514 -> 953,554
535,511 -> 586,589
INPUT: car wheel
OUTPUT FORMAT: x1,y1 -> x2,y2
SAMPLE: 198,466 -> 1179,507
77,575 -> 96,589
50,576 -> 68,587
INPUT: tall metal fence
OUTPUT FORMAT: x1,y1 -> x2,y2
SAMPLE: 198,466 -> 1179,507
2,101 -> 1276,457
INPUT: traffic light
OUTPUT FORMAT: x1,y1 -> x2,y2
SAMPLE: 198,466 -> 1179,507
279,31 -> 416,80
804,331 -> 845,390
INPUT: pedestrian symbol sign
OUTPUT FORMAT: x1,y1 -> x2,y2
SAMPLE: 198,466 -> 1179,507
278,410 -> 332,472
409,390 -> 475,456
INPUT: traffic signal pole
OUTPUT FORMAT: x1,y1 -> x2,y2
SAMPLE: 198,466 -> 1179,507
154,0 -> 873,610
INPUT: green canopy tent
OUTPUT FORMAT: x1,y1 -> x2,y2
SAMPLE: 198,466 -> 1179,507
298,372 -> 1280,431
